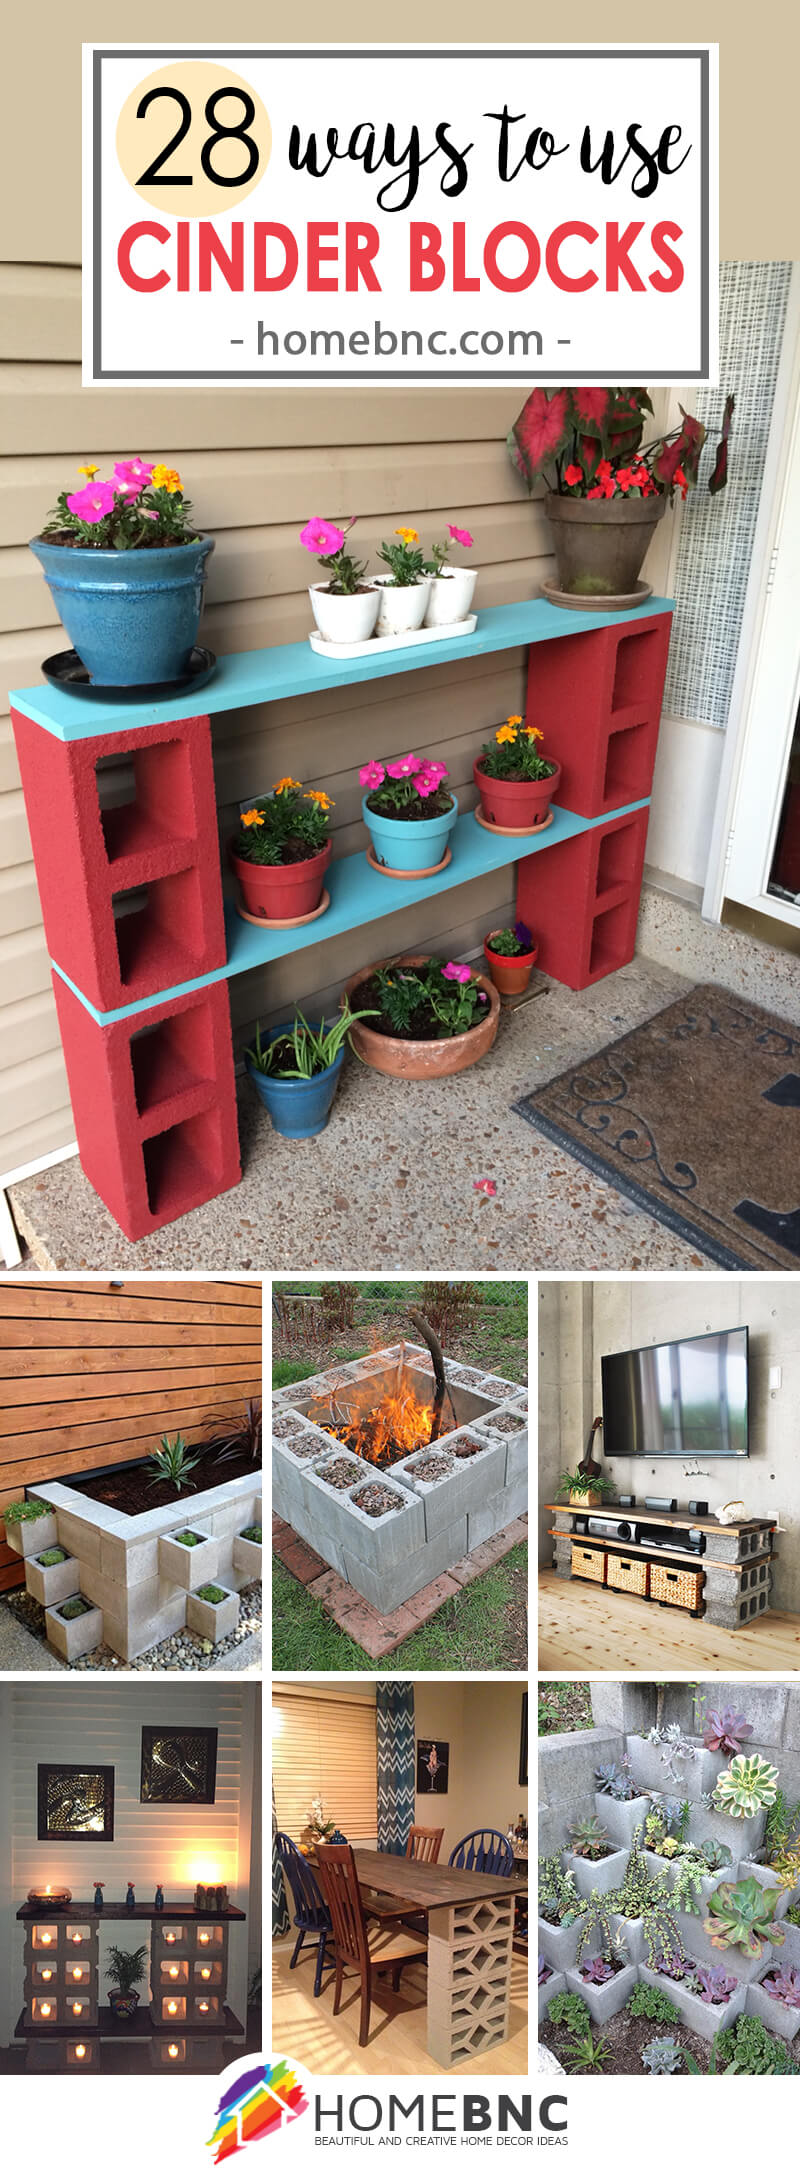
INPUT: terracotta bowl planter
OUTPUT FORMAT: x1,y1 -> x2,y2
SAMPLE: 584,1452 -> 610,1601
230,839 -> 331,923
342,952 -> 500,1080
483,933 -> 539,996
473,758 -> 561,832
544,491 -> 666,602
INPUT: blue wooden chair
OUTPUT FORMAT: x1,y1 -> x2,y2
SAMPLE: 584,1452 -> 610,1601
276,1832 -> 334,1997
448,1828 -> 514,1876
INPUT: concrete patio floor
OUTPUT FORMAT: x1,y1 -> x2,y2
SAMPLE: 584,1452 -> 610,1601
9,890 -> 799,1273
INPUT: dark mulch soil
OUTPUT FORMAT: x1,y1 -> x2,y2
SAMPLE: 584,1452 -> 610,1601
351,1482 -> 403,1518
540,2011 -> 712,2075
365,790 -> 454,824
65,1437 -> 257,1516
39,531 -> 200,551
238,836 -> 319,866
349,971 -> 486,1043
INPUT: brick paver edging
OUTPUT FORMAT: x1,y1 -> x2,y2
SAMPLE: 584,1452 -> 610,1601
272,1512 -> 528,1659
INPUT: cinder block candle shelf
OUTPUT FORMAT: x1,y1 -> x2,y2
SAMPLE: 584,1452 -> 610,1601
11,597 -> 673,1239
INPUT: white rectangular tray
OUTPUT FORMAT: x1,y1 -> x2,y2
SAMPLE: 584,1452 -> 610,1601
308,614 -> 477,660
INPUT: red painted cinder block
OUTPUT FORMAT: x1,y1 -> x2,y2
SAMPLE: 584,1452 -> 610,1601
52,973 -> 241,1242
517,805 -> 649,990
526,612 -> 672,819
12,708 -> 227,1012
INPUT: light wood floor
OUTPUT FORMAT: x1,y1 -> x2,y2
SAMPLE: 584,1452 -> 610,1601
538,1569 -> 800,1672
272,1940 -> 528,2076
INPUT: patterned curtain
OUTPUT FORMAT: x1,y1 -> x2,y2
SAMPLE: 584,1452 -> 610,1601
272,1782 -> 290,1937
376,1682 -> 415,1855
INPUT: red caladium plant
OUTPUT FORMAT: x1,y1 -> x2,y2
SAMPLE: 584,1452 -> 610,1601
508,385 -> 734,504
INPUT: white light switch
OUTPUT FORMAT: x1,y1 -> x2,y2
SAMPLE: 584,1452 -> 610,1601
769,1365 -> 782,1391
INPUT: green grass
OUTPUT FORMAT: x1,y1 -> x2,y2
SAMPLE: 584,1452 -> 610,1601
272,1542 -> 527,1672
538,1682 -> 593,1735
272,1358 -> 320,1389
272,1281 -> 527,1384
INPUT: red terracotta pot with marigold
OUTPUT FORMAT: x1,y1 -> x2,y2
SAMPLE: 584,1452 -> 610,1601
229,779 -> 333,923
508,385 -> 734,608
474,717 -> 562,832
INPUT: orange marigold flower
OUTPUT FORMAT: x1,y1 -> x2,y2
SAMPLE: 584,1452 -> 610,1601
273,777 -> 301,795
524,725 -> 544,741
152,463 -> 182,493
495,725 -> 518,745
78,463 -> 100,479
240,808 -> 264,828
506,715 -> 523,727
394,526 -> 419,544
305,790 -> 333,810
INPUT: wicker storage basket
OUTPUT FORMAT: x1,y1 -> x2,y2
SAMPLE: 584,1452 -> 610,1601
570,1542 -> 607,1585
649,1560 -> 704,1612
606,1551 -> 650,1598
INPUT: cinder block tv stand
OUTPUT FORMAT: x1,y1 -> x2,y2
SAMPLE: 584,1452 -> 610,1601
546,1503 -> 778,1629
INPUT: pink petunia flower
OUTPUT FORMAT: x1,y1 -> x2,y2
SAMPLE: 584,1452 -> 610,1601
300,516 -> 346,556
386,754 -> 422,778
360,760 -> 385,789
66,480 -> 116,523
419,759 -> 449,782
413,772 -> 438,797
447,524 -> 474,548
473,1177 -> 497,1196
113,457 -> 154,499
442,962 -> 471,984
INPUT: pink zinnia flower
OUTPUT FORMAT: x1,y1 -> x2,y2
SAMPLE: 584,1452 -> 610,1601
442,961 -> 471,984
300,516 -> 346,556
386,754 -> 422,778
360,760 -> 385,789
447,524 -> 474,548
473,1177 -> 497,1196
66,480 -> 116,523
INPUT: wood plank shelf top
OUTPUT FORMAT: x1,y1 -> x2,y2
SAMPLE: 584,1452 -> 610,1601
10,595 -> 673,744
550,1526 -> 774,1576
52,795 -> 650,1026
15,2004 -> 244,2039
545,1505 -> 776,1536
17,1900 -> 245,1921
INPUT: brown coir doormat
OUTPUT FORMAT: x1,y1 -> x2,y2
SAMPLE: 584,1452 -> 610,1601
514,983 -> 800,1269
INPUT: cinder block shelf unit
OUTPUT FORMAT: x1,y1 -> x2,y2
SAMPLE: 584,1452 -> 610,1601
546,1504 -> 778,1630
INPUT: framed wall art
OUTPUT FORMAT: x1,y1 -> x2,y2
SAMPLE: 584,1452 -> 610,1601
140,1725 -> 218,1805
37,1763 -> 115,1842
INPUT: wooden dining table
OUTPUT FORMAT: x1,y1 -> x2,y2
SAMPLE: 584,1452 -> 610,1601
337,1849 -> 528,2066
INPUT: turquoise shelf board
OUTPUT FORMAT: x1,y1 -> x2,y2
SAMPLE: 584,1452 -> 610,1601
50,795 -> 650,1027
11,596 -> 674,742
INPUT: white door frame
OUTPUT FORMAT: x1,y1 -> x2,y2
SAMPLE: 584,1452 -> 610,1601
703,263 -> 800,924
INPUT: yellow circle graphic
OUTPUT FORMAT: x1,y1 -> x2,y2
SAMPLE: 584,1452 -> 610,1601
116,60 -> 271,218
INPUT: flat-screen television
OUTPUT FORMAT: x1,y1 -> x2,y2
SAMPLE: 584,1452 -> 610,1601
601,1325 -> 749,1459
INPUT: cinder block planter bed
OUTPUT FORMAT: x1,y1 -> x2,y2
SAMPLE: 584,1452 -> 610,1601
272,1335 -> 527,1613
2,1420 -> 261,1665
540,1703 -> 800,2074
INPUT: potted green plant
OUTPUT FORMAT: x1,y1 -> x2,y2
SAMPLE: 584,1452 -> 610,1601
474,718 -> 561,832
342,952 -> 500,1080
106,1942 -> 148,2018
558,1465 -> 617,1509
359,754 -> 458,875
483,919 -> 539,996
423,523 -> 477,626
372,526 -> 432,634
300,515 -> 380,644
29,459 -> 213,684
245,1004 -> 375,1138
3,1498 -> 59,1557
508,385 -> 734,607
229,779 -> 334,924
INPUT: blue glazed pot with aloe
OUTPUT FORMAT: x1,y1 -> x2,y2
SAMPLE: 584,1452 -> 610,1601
361,792 -> 458,875
30,536 -> 214,686
245,1019 -> 347,1140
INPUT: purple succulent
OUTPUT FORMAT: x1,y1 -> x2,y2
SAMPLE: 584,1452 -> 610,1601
538,1954 -> 553,1986
762,1966 -> 800,2010
652,1950 -> 690,1983
702,1707 -> 754,1757
693,1963 -> 738,2005
580,1955 -> 616,1984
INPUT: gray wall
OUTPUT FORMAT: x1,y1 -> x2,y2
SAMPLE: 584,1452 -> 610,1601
538,1277 -> 800,1614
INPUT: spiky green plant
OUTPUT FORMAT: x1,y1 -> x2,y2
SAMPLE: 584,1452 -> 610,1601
564,2028 -> 612,2073
567,1814 -> 611,1860
145,1433 -> 203,1493
642,2036 -> 684,2074
713,1754 -> 779,1820
703,1876 -> 786,1958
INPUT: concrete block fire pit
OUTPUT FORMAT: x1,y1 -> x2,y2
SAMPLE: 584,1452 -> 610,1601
271,1344 -> 528,1612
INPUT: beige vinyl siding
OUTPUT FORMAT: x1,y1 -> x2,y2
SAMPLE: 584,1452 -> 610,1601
0,262 -> 553,1173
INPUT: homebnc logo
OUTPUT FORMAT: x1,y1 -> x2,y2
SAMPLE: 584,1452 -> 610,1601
207,2055 -> 309,2160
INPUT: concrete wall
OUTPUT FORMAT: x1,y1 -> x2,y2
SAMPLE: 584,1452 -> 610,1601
538,1276 -> 800,1614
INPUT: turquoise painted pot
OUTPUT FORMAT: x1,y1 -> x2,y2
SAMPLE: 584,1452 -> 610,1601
29,534 -> 214,686
362,792 -> 458,874
245,1023 -> 345,1139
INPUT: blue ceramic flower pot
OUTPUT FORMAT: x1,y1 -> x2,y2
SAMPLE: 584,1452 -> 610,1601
362,792 -> 458,874
245,1025 -> 345,1139
29,535 -> 214,686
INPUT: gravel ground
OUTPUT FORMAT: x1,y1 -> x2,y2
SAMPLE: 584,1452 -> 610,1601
0,1582 -> 262,1671
351,1481 -> 403,1517
317,1458 -> 362,1490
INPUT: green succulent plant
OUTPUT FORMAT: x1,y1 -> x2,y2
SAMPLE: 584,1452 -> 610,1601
703,1875 -> 786,1959
642,2035 -> 684,2074
713,1754 -> 779,1820
711,2013 -> 798,2074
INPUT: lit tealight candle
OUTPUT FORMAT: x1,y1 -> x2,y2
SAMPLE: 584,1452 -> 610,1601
168,1965 -> 179,1979
72,2003 -> 83,2016
198,2001 -> 209,2014
72,1967 -> 84,1981
41,1970 -> 52,1982
40,1934 -> 52,1947
167,2000 -> 178,2015
165,1932 -> 176,1944
40,2003 -> 51,2018
168,2044 -> 179,2060
75,2045 -> 86,2062
200,1967 -> 211,1980
72,1934 -> 83,1946
198,1932 -> 210,1944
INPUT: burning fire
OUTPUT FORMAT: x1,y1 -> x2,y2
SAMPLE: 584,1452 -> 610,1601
309,1368 -> 444,1470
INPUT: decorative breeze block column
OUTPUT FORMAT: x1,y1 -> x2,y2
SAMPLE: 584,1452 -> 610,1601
426,1894 -> 515,2066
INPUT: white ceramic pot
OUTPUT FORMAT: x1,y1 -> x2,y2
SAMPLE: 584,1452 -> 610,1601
372,576 -> 431,636
309,584 -> 380,644
423,566 -> 478,626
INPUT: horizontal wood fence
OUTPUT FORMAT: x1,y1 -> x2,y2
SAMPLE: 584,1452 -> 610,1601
0,1278 -> 262,1590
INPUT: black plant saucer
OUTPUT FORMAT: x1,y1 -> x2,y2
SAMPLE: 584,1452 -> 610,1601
42,646 -> 217,700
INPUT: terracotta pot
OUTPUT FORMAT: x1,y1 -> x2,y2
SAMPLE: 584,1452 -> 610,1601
342,951 -> 500,1080
483,933 -> 539,996
544,491 -> 666,602
473,758 -> 561,831
230,839 -> 331,922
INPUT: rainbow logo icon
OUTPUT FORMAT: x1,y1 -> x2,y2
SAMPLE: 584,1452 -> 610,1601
207,2057 -> 308,2161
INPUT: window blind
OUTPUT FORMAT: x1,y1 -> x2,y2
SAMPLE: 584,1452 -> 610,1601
272,1691 -> 377,1840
